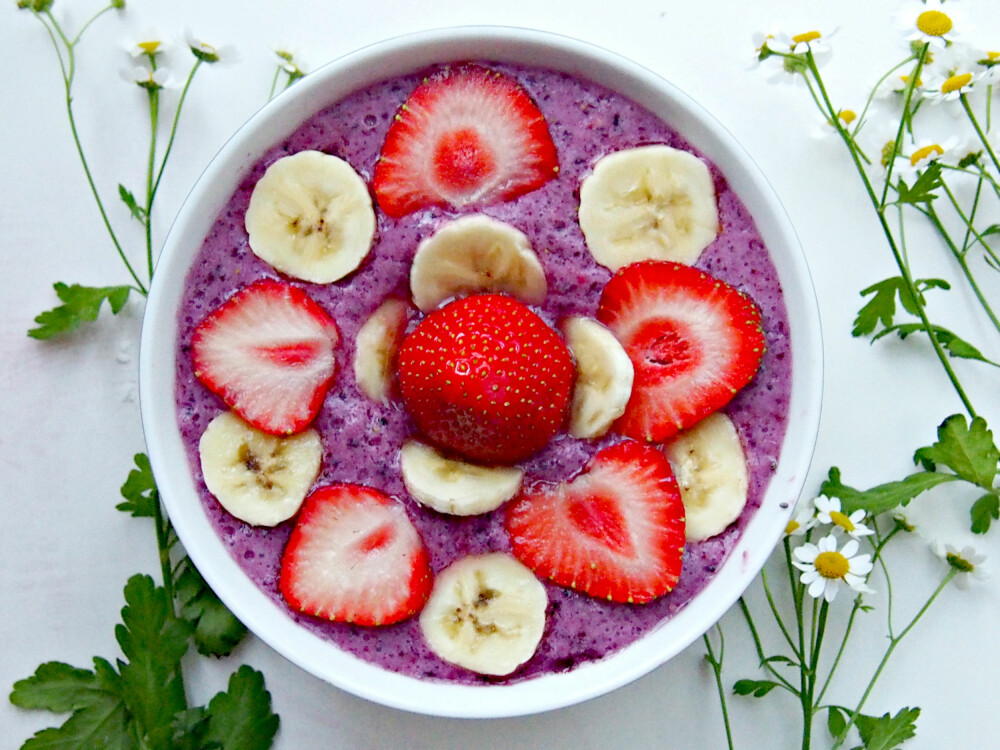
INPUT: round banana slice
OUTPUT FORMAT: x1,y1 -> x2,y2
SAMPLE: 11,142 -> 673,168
245,150 -> 376,284
199,410 -> 322,527
399,440 -> 523,516
563,316 -> 634,439
419,553 -> 547,676
353,298 -> 410,403
409,214 -> 547,311
578,144 -> 719,270
662,412 -> 748,541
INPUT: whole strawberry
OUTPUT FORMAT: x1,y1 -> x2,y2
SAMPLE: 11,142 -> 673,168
397,294 -> 574,464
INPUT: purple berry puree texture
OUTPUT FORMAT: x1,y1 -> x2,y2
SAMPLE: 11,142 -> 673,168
174,61 -> 792,685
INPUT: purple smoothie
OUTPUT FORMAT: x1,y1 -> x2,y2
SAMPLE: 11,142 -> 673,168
174,61 -> 791,685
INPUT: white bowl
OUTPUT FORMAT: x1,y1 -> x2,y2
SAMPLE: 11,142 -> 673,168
140,26 -> 822,719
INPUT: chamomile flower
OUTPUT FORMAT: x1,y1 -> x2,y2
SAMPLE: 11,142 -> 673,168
793,534 -> 875,602
814,495 -> 874,539
124,29 -> 170,59
121,63 -> 176,91
895,0 -> 964,50
974,49 -> 1000,85
271,44 -> 309,77
185,29 -> 237,65
922,69 -> 976,103
785,496 -> 817,536
934,543 -> 990,590
894,135 -> 962,182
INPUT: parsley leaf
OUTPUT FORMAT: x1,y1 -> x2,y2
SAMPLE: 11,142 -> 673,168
913,415 -> 1000,489
895,163 -> 942,204
732,679 -> 779,698
201,665 -> 280,750
11,658 -> 135,750
821,466 -> 957,516
115,575 -> 191,750
852,278 -> 948,338
827,706 -> 848,741
855,706 -> 920,750
28,283 -> 132,340
873,324 -> 998,365
116,454 -> 158,518
175,558 -> 247,657
118,184 -> 147,223
970,493 -> 1000,534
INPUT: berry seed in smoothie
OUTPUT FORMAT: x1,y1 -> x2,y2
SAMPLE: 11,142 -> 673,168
174,60 -> 792,685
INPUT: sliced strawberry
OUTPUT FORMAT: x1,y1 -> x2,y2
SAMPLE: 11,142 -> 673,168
373,66 -> 559,217
191,279 -> 339,435
279,484 -> 433,626
505,440 -> 685,604
397,294 -> 574,464
596,261 -> 765,443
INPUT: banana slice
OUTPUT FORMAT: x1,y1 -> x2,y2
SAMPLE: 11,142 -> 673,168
409,214 -> 547,311
662,412 -> 748,541
353,298 -> 410,403
578,144 -> 719,270
199,410 -> 322,526
399,440 -> 523,516
563,316 -> 634,439
245,150 -> 376,284
419,553 -> 547,676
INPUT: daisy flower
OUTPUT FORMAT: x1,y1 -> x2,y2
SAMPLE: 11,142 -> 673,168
121,63 -> 176,91
814,495 -> 874,539
785,496 -> 817,536
272,44 -> 309,77
894,135 -> 963,183
974,49 -> 1000,85
793,534 -> 875,602
185,29 -> 238,65
922,69 -> 976,103
895,0 -> 964,49
934,543 -> 990,590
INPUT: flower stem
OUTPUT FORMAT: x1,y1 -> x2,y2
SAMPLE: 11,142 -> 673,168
961,94 -> 1000,176
703,628 -> 736,750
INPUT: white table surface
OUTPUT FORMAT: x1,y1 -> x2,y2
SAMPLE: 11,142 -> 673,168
3,0 -> 999,747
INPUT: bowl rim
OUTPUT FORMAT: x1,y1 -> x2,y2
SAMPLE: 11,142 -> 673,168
139,24 -> 823,719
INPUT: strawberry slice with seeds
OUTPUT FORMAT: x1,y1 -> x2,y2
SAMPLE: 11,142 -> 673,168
279,484 -> 433,626
597,261 -> 765,443
373,66 -> 559,217
505,440 -> 685,604
191,279 -> 339,435
397,294 -> 574,464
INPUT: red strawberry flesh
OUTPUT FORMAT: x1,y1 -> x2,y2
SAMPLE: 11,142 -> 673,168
373,66 -> 559,217
191,279 -> 339,435
397,294 -> 574,464
279,484 -> 433,627
597,261 -> 765,443
506,440 -> 686,604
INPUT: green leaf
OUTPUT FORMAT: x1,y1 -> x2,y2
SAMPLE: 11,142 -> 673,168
175,559 -> 247,657
117,185 -> 146,223
856,706 -> 920,750
12,658 -> 136,750
821,466 -> 957,516
971,493 -> 1000,534
853,278 -> 908,337
874,324 -> 998,365
115,575 -> 191,750
895,163 -> 942,204
116,454 -> 158,518
913,415 -> 1000,489
827,706 -> 848,741
169,707 -> 219,750
732,679 -> 779,698
28,283 -> 132,340
201,666 -> 279,750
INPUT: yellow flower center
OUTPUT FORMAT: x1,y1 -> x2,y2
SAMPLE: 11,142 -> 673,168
814,551 -> 850,580
911,144 -> 944,165
941,72 -> 973,93
792,30 -> 822,44
138,40 -> 161,54
988,51 -> 1000,61
899,74 -> 924,88
830,510 -> 856,532
916,10 -> 953,37
785,519 -> 800,535
838,109 -> 857,125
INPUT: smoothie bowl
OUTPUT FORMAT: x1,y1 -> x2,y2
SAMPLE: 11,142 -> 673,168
139,26 -> 822,718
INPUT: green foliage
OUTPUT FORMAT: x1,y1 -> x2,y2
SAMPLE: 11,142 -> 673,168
116,454 -> 158,519
853,707 -> 920,750
820,466 -> 956,516
970,493 -> 1000,534
117,185 -> 147,224
200,666 -> 280,750
28,283 -> 132,340
913,415 -> 1000,489
175,560 -> 247,657
894,163 -> 942,205
873,324 -> 997,365
733,679 -> 779,698
852,277 -> 947,338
